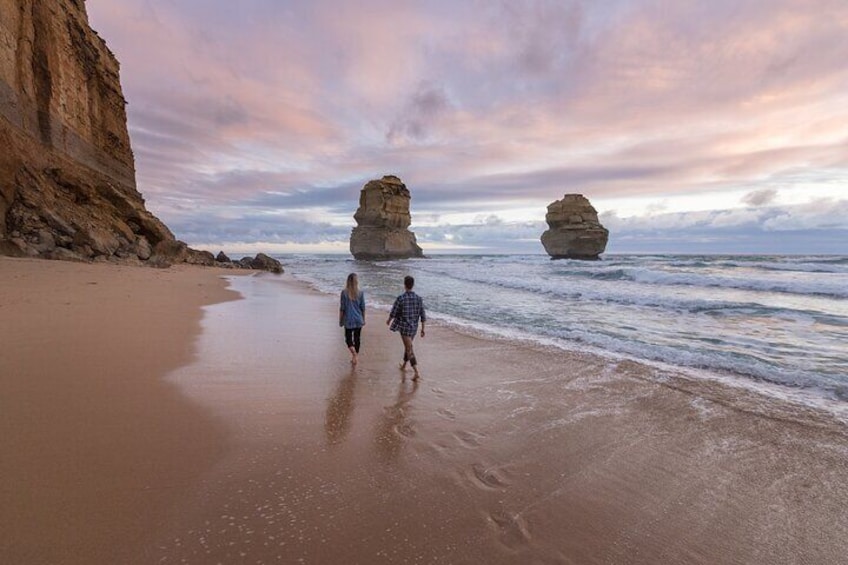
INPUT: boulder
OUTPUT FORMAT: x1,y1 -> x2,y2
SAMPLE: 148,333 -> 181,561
216,251 -> 231,263
147,255 -> 173,269
35,229 -> 57,253
147,239 -> 190,268
73,226 -> 120,257
134,236 -> 152,260
541,194 -> 609,260
185,249 -> 216,267
152,240 -> 189,262
251,253 -> 284,274
349,175 -> 424,260
47,247 -> 88,263
0,238 -> 27,257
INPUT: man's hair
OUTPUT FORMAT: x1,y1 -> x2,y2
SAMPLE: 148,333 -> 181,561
404,275 -> 415,289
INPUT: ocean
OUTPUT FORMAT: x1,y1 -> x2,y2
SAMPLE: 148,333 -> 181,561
279,254 -> 848,406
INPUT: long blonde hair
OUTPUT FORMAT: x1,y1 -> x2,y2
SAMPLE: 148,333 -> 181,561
345,273 -> 359,300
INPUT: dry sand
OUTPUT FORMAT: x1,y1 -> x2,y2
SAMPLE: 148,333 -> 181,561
2,257 -> 848,564
0,257 -> 240,564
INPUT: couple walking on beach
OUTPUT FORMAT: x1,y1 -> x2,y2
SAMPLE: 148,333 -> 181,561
339,273 -> 427,380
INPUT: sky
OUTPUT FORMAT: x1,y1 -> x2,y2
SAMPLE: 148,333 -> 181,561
86,0 -> 848,255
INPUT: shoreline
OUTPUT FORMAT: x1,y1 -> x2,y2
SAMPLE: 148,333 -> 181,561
289,270 -> 848,426
153,272 -> 848,564
0,257 -> 244,564
3,258 -> 847,563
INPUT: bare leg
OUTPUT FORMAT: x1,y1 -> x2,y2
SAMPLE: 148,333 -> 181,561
401,335 -> 419,380
398,335 -> 408,371
345,328 -> 358,365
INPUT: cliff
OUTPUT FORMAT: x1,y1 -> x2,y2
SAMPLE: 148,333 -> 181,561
349,175 -> 424,260
541,194 -> 609,259
0,0 -> 195,266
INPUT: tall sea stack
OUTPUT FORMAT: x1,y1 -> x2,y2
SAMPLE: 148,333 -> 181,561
0,0 -> 191,265
541,194 -> 609,259
349,175 -> 424,260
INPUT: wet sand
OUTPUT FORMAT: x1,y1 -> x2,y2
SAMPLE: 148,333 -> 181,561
3,259 -> 847,564
151,274 -> 848,564
0,257 -> 240,564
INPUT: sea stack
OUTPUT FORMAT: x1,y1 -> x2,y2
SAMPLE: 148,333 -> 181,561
349,175 -> 424,260
541,194 -> 609,260
0,0 -> 197,266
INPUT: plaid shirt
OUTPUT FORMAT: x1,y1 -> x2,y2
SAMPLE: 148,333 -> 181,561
389,291 -> 426,336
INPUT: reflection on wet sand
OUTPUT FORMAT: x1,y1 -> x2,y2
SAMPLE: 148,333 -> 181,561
325,369 -> 358,446
146,275 -> 848,565
374,379 -> 419,462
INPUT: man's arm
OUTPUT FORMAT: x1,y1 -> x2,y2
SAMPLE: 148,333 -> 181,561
387,296 -> 400,325
419,298 -> 426,337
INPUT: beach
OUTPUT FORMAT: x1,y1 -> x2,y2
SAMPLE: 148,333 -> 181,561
2,257 -> 848,564
0,257 -> 239,564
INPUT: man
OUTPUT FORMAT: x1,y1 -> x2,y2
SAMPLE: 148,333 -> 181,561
386,275 -> 426,380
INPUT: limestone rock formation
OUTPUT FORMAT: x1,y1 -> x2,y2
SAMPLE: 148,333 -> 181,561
0,0 -> 180,264
0,0 -> 284,273
349,175 -> 424,260
541,194 -> 609,259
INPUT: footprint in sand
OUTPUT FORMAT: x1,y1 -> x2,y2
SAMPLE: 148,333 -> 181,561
469,463 -> 509,490
487,510 -> 531,550
453,430 -> 486,447
395,422 -> 416,438
436,408 -> 456,421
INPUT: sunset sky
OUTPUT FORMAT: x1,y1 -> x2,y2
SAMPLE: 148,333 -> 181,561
86,0 -> 848,254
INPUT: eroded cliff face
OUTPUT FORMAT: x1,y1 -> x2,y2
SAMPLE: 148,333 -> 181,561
541,194 -> 609,259
0,0 -> 182,264
349,175 -> 424,260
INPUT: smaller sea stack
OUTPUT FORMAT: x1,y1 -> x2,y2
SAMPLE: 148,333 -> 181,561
349,175 -> 424,260
541,194 -> 609,260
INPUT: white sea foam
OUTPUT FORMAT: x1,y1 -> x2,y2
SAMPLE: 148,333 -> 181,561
280,253 -> 848,413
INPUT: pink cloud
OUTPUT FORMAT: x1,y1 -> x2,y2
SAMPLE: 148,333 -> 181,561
84,0 -> 848,247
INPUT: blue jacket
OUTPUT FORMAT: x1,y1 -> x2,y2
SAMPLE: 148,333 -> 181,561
340,291 -> 365,329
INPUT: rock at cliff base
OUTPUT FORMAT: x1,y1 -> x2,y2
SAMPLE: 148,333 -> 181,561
541,194 -> 609,260
185,249 -> 216,267
251,253 -> 284,273
349,175 -> 424,260
134,236 -> 152,260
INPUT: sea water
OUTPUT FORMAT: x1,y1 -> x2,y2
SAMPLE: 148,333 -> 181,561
279,254 -> 848,403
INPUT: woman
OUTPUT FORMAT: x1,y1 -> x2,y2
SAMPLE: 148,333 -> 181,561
339,273 -> 365,365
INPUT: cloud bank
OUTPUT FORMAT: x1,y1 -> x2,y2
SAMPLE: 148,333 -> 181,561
86,0 -> 848,254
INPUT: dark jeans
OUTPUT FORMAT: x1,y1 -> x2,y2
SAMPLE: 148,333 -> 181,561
344,327 -> 362,353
